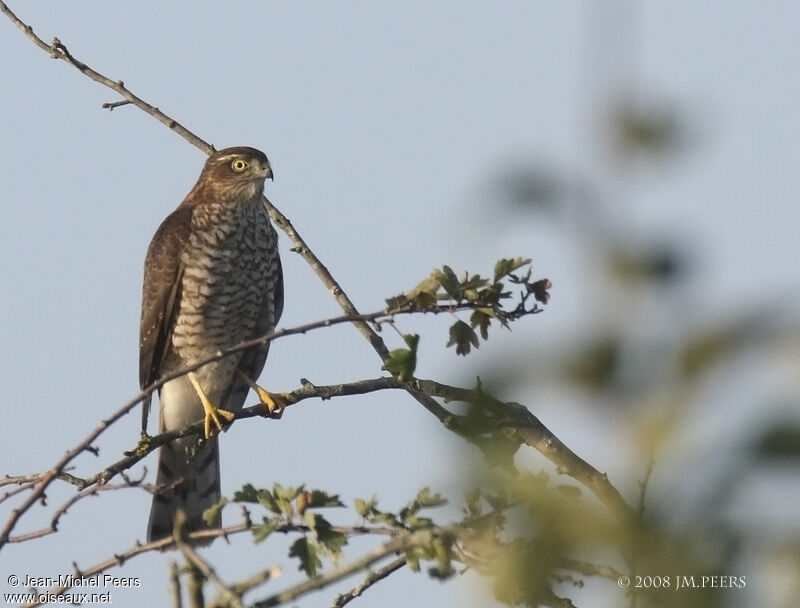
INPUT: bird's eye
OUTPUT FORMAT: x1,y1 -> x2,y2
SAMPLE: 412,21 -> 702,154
231,159 -> 249,173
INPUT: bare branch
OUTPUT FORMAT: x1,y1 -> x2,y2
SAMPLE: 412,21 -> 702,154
411,379 -> 636,521
19,519 -> 392,607
251,530 -> 442,608
332,557 -> 406,607
210,568 -> 282,608
0,1 -> 212,154
169,561 -> 183,608
0,8 -> 631,607
174,511 -> 244,608
7,373 -> 632,543
102,100 -> 131,110
0,311 -> 417,549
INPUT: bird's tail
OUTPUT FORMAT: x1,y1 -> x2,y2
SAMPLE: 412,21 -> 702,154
147,435 -> 221,544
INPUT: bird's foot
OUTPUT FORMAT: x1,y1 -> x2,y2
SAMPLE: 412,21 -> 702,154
202,404 -> 236,438
188,371 -> 236,438
237,370 -> 289,419
255,386 -> 289,419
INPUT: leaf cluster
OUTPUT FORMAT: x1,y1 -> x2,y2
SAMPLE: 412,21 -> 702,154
385,259 -> 550,358
231,483 -> 346,577
355,487 -> 447,532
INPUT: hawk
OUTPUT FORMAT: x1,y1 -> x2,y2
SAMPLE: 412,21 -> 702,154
139,146 -> 284,542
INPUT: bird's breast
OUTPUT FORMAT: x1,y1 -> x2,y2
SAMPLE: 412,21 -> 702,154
170,201 -> 277,362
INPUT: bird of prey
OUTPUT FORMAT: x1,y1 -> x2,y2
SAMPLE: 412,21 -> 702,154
139,146 -> 284,543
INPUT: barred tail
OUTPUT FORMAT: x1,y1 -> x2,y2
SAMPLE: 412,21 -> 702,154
147,435 -> 221,544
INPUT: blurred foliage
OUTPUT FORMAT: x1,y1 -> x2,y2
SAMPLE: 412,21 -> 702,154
611,99 -> 691,159
753,424 -> 800,462
459,92 -> 799,607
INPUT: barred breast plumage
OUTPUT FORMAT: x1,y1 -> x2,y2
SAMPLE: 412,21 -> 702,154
139,147 -> 283,543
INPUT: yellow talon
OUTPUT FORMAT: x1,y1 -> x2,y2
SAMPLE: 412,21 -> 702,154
188,372 -> 236,438
256,386 -> 283,416
238,371 -> 287,418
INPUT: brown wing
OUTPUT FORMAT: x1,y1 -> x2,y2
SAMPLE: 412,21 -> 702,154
139,206 -> 192,427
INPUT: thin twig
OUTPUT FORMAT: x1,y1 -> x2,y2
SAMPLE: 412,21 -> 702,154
102,100 -> 131,110
1,4 -> 616,559
251,530 -> 441,608
0,1 -> 212,154
209,567 -> 282,608
175,511 -> 244,608
0,310 -> 415,549
411,379 -> 636,521
18,520 -> 393,607
332,556 -> 406,607
9,372 -> 633,542
170,561 -> 184,608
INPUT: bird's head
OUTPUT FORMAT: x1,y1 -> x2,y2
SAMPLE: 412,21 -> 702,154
198,146 -> 273,201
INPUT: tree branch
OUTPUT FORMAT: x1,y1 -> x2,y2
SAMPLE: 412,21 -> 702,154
18,518 -> 393,608
0,1 -> 212,154
174,511 -> 245,608
251,530 -> 441,608
331,556 -> 406,607
6,372 -> 633,543
0,10 -> 633,608
411,379 -> 636,521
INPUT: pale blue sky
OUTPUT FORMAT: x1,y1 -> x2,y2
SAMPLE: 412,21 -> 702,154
2,2 -> 799,607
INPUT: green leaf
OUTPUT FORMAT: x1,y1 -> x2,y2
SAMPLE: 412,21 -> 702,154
252,518 -> 278,544
434,265 -> 461,299
300,513 -> 348,559
470,310 -> 491,341
382,334 -> 419,381
372,511 -> 401,527
202,497 -> 227,527
317,528 -> 347,558
403,513 -> 434,530
405,547 -> 424,572
429,537 -> 454,579
233,483 -> 259,503
493,257 -> 531,283
303,511 -> 318,531
289,537 -> 322,577
274,483 -> 300,501
415,487 -> 447,508
308,490 -> 345,508
410,291 -> 438,310
407,274 -> 442,300
276,498 -> 295,518
257,490 -> 279,513
461,274 -> 489,292
446,321 -> 479,356
354,497 -> 376,518
384,294 -> 410,311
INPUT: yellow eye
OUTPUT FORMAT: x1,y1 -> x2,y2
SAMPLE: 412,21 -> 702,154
231,159 -> 249,173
